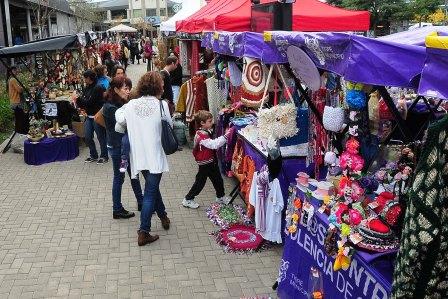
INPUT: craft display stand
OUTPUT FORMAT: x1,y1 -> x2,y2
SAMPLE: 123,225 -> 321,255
277,189 -> 394,299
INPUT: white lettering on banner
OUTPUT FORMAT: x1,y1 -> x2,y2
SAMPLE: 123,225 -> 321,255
372,283 -> 388,299
290,274 -> 308,296
349,259 -> 365,287
363,271 -> 376,296
337,271 -> 346,293
288,218 -> 389,299
345,281 -> 353,299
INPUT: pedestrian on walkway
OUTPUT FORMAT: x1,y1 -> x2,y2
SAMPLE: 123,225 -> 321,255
111,65 -> 126,79
103,76 -> 142,219
160,55 -> 178,115
182,111 -> 233,209
143,38 -> 153,72
170,50 -> 183,106
120,42 -> 130,71
115,71 -> 171,246
94,65 -> 110,90
73,70 -> 109,164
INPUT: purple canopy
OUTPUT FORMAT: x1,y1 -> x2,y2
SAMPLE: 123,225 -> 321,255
203,31 -> 427,89
202,31 -> 286,63
378,26 -> 448,46
419,47 -> 448,99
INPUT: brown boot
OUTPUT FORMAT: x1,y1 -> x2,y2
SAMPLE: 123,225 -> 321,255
138,231 -> 159,246
160,215 -> 170,230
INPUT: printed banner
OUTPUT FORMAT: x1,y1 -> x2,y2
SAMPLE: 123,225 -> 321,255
277,213 -> 392,299
43,103 -> 58,117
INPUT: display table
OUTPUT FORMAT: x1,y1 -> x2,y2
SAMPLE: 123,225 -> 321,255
24,135 -> 79,165
277,189 -> 394,299
237,132 -> 326,198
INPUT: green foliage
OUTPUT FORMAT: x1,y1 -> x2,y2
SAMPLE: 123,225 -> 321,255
409,0 -> 443,22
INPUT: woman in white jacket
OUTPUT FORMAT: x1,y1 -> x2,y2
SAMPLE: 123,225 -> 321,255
115,71 -> 172,246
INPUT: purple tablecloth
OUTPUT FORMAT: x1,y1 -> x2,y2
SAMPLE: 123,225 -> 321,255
24,135 -> 79,166
277,190 -> 394,299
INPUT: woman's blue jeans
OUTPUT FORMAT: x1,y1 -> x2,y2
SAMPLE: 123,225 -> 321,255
139,171 -> 167,233
109,147 -> 143,212
84,117 -> 108,159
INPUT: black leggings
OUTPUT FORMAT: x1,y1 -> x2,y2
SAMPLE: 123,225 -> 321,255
185,163 -> 225,200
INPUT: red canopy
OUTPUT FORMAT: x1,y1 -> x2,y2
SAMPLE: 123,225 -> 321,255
176,0 -> 370,33
176,0 -> 251,33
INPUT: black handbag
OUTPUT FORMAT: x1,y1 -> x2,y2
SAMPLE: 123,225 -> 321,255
160,100 -> 178,155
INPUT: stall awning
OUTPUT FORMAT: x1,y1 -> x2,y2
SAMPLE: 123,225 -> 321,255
203,31 -> 426,89
378,26 -> 448,46
107,24 -> 138,33
160,0 -> 204,33
176,0 -> 251,33
177,0 -> 370,33
419,34 -> 448,99
0,35 -> 79,58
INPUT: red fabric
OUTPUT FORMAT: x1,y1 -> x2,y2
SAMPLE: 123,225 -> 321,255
192,130 -> 216,164
177,0 -> 370,33
219,224 -> 263,251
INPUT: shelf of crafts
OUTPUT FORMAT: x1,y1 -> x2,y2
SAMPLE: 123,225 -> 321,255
277,186 -> 395,299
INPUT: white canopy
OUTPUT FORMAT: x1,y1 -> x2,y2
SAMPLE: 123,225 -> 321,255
107,24 -> 138,33
160,0 -> 204,33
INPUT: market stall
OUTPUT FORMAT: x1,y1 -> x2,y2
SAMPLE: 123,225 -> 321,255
197,29 -> 448,298
0,33 -> 96,161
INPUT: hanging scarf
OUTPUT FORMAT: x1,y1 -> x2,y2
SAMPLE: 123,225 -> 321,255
257,165 -> 269,233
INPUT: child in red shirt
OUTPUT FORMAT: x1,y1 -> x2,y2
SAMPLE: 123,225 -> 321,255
182,110 -> 234,209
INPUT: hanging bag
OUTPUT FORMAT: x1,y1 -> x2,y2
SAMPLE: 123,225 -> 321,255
257,65 -> 298,140
160,100 -> 178,155
323,91 -> 345,132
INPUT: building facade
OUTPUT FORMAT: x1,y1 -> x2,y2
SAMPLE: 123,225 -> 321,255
0,0 -> 92,48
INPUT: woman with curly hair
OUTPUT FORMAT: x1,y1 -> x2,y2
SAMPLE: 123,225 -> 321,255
115,71 -> 172,246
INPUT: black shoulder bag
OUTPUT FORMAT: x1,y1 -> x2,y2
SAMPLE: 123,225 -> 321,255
160,100 -> 178,155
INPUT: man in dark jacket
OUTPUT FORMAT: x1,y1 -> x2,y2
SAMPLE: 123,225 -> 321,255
160,56 -> 178,115
74,70 -> 109,164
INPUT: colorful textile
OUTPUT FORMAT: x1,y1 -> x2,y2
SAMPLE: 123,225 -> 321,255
206,203 -> 251,229
213,224 -> 264,253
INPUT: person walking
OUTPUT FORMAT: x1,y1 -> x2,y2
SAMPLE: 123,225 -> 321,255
103,51 -> 117,78
103,76 -> 143,219
120,42 -> 130,71
143,38 -> 153,72
94,65 -> 110,90
170,55 -> 183,106
182,111 -> 232,209
73,70 -> 109,164
115,72 -> 171,246
160,56 -> 178,115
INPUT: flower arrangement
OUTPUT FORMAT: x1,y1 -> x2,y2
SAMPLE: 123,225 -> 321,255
27,117 -> 48,142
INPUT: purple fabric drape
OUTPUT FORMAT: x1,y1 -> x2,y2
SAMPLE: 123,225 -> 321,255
24,135 -> 79,166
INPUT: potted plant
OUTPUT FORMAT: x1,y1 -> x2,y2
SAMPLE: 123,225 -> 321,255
27,117 -> 48,142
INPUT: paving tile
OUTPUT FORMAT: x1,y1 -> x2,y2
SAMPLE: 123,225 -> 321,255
0,63 -> 281,298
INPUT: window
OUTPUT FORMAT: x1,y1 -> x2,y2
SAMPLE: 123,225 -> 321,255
111,9 -> 128,20
133,9 -> 142,18
146,9 -> 156,16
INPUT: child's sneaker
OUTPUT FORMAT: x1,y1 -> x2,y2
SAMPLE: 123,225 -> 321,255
182,198 -> 200,209
216,196 -> 231,205
119,159 -> 128,173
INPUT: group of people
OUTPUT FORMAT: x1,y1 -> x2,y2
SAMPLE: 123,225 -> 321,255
6,42 -> 233,246
117,36 -> 155,72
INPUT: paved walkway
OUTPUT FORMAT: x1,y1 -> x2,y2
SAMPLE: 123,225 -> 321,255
0,63 -> 282,298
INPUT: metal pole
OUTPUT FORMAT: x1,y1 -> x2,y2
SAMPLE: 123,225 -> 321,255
26,9 -> 33,42
4,0 -> 13,46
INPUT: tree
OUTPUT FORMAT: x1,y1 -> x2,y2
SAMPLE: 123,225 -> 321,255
338,0 -> 412,36
29,0 -> 54,39
408,0 -> 443,25
68,0 -> 102,33
428,8 -> 447,24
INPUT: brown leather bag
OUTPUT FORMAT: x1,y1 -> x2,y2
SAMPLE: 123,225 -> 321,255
94,107 -> 106,128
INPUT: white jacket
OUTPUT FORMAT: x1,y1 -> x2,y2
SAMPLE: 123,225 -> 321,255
115,96 -> 173,178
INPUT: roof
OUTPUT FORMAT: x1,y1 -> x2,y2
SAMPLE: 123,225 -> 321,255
378,26 -> 448,46
96,0 -> 128,10
177,0 -> 370,33
0,35 -> 79,58
160,0 -> 204,32
27,0 -> 74,15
